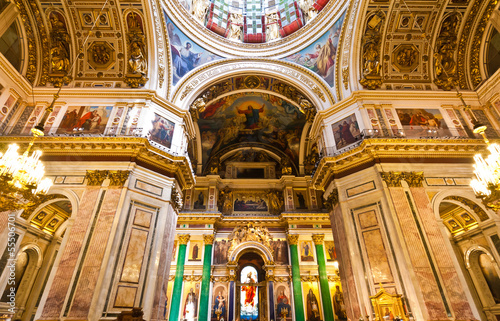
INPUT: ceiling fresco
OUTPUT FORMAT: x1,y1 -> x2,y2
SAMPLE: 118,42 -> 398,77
197,92 -> 307,169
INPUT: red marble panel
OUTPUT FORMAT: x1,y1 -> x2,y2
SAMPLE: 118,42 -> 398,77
68,188 -> 123,318
330,206 -> 361,320
410,187 -> 474,320
151,205 -> 177,321
389,188 -> 448,320
40,188 -> 101,319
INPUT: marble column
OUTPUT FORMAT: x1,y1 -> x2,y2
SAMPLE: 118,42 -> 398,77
198,234 -> 214,321
312,234 -> 335,321
287,234 -> 305,321
169,234 -> 190,321
228,277 -> 235,321
266,266 -> 276,321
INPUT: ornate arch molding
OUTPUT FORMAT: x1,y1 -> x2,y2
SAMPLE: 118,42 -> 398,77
457,0 -> 498,89
172,59 -> 334,110
465,245 -> 496,269
161,0 -> 349,57
228,241 -> 274,265
431,190 -> 491,222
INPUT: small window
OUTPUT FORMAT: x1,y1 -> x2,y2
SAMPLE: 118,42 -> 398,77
486,28 -> 500,77
0,21 -> 22,72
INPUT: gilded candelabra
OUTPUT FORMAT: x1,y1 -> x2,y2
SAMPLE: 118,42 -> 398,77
280,306 -> 288,321
215,307 -> 222,320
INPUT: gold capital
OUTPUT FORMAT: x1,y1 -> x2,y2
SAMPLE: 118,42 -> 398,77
108,170 -> 130,186
86,170 -> 108,186
403,171 -> 424,187
203,234 -> 214,245
287,234 -> 299,245
312,234 -> 325,245
325,189 -> 339,211
380,171 -> 403,187
177,234 -> 190,245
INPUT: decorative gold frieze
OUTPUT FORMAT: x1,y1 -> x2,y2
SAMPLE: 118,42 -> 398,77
287,234 -> 299,245
85,170 -> 109,186
203,234 -> 215,245
380,172 -> 403,187
403,171 -> 424,187
300,275 -> 319,282
324,188 -> 339,211
183,275 -> 203,282
108,170 -> 130,186
342,67 -> 349,89
360,11 -> 385,90
311,234 -> 325,245
177,234 -> 191,245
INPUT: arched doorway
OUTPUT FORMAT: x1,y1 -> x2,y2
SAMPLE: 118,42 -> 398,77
237,252 -> 266,321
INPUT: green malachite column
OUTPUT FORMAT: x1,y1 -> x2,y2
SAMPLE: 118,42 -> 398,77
169,234 -> 190,321
287,234 -> 305,321
198,234 -> 214,321
313,234 -> 335,321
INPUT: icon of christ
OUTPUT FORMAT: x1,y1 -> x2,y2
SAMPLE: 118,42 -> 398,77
241,272 -> 256,307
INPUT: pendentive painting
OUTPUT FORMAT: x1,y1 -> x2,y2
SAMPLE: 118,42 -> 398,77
198,93 -> 306,172
396,108 -> 450,137
163,12 -> 221,86
332,114 -> 362,149
149,113 -> 175,149
56,106 -> 112,134
283,11 -> 346,87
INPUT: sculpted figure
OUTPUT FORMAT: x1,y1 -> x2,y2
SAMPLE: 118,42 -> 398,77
192,0 -> 209,24
362,43 -> 380,76
266,13 -> 280,41
128,42 -> 147,75
51,42 -> 70,72
227,13 -> 243,41
300,0 -> 318,22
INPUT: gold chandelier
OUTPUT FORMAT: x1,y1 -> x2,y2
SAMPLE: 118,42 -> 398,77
470,126 -> 500,211
0,128 -> 52,212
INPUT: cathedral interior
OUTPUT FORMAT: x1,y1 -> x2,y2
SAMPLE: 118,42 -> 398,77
0,0 -> 500,321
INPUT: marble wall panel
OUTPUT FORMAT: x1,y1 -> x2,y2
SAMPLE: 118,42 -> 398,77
121,228 -> 149,283
114,286 -> 137,308
41,188 -> 100,319
362,229 -> 394,284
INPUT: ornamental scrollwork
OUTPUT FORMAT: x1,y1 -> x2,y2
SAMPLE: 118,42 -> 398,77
434,13 -> 460,91
324,188 -> 339,211
311,234 -> 325,245
171,185 -> 183,211
380,171 -> 403,187
125,12 -> 148,88
287,234 -> 299,245
108,170 -> 131,187
177,234 -> 191,245
402,171 -> 424,188
47,11 -> 72,87
85,170 -> 109,186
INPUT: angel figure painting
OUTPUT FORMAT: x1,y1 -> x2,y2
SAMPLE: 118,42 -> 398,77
240,266 -> 259,320
283,12 -> 346,87
164,12 -> 221,85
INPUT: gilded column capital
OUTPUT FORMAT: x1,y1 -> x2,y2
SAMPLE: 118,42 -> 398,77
85,170 -> 108,186
380,171 -> 403,187
203,234 -> 214,245
311,234 -> 325,245
324,188 -> 339,211
171,186 -> 183,211
177,234 -> 190,245
287,234 -> 299,245
108,170 -> 130,186
403,171 -> 424,187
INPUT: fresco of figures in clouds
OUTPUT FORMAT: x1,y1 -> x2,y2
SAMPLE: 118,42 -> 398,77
283,11 -> 346,87
164,11 -> 222,86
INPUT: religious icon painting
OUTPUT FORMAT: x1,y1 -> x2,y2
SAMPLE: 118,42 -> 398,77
302,282 -> 323,321
331,283 -> 348,320
395,108 -> 451,137
188,241 -> 203,261
192,188 -> 208,210
300,241 -> 315,262
213,239 -> 229,265
182,282 -> 200,321
275,283 -> 292,321
324,241 -> 337,262
331,113 -> 362,150
211,283 -> 228,321
293,189 -> 308,210
56,106 -> 113,134
171,240 -> 177,262
149,113 -> 175,149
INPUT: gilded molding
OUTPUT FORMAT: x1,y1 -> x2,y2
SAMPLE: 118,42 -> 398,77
443,195 -> 489,221
403,171 -> 424,188
27,0 -> 50,85
300,275 -> 319,282
311,234 -> 325,245
183,275 -> 203,281
108,170 -> 130,186
380,171 -> 403,187
287,234 -> 299,245
324,188 -> 339,211
177,234 -> 191,244
85,170 -> 109,186
203,234 -> 215,245
13,0 -> 37,84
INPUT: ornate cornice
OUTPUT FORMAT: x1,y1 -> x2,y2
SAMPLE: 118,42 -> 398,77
312,234 -> 325,245
280,213 -> 331,223
0,136 -> 195,190
203,234 -> 215,245
177,234 -> 190,245
287,234 -> 299,245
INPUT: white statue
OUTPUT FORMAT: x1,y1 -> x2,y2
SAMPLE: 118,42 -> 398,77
192,0 -> 209,24
227,13 -> 243,41
300,0 -> 318,22
266,13 -> 280,41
